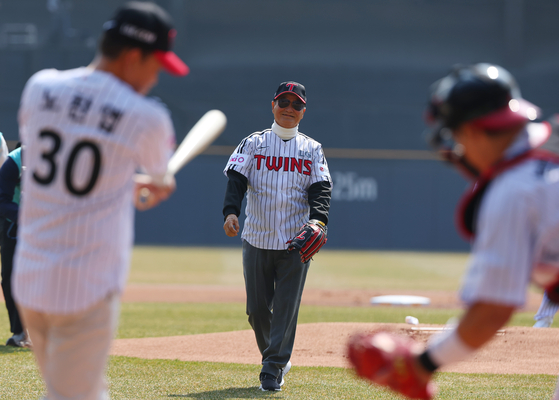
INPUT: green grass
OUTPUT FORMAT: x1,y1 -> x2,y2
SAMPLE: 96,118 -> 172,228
0,353 -> 556,399
116,303 -> 249,339
129,247 -> 245,286
0,302 -> 546,343
106,361 -> 558,400
307,250 -> 469,291
0,247 -> 556,399
129,247 -> 469,291
113,303 -> 558,339
111,302 -> 556,340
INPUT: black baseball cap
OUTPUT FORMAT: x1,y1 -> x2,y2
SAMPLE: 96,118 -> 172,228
274,81 -> 306,103
103,1 -> 189,76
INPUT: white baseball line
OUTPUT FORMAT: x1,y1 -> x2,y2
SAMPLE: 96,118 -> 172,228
410,326 -> 506,335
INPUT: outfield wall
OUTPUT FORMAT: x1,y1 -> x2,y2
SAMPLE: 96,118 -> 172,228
135,155 -> 470,251
2,0 -> 559,250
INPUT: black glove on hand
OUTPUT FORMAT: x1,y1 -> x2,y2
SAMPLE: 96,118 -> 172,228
287,219 -> 327,263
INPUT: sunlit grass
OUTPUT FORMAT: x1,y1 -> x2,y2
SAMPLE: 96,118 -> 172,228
129,246 -> 469,291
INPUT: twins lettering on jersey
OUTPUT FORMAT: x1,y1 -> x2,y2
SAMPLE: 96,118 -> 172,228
229,153 -> 316,176
224,130 -> 331,250
256,155 -> 313,175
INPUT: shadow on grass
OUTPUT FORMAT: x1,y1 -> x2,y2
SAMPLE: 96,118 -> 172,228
169,387 -> 284,399
0,345 -> 31,354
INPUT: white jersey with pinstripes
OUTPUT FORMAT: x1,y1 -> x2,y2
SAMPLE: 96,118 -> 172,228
13,67 -> 174,314
224,128 -> 331,250
460,132 -> 559,308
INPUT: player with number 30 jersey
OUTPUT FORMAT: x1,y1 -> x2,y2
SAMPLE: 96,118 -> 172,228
12,2 -> 186,399
14,66 -> 174,314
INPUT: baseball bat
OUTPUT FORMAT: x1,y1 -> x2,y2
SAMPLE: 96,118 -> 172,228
168,109 -> 227,176
134,109 -> 227,207
135,109 -> 227,185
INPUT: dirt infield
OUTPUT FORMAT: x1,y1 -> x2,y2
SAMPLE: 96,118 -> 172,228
109,284 -> 559,375
120,283 -> 546,311
110,323 -> 559,375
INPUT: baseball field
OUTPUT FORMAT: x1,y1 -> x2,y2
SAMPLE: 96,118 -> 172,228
1,246 -> 558,399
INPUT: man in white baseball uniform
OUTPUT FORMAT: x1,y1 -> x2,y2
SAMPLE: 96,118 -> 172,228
348,63 -> 559,400
530,114 -> 559,329
222,81 -> 332,391
13,2 -> 186,399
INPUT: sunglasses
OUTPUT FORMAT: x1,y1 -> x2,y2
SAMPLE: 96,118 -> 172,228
276,98 -> 306,111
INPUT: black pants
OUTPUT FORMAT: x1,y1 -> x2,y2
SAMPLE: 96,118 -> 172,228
242,240 -> 310,378
1,219 -> 22,335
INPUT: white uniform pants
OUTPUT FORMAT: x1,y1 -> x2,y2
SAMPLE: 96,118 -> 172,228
553,377 -> 559,400
19,293 -> 120,400
534,292 -> 559,322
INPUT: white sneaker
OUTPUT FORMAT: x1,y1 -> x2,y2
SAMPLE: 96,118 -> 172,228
5,331 -> 32,348
533,317 -> 553,328
277,361 -> 291,387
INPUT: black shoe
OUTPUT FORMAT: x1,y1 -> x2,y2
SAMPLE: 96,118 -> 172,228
259,372 -> 281,391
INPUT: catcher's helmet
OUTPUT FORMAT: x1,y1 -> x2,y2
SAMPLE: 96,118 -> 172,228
426,63 -> 540,148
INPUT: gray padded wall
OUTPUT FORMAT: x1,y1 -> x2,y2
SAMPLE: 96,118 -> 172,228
2,0 -> 559,250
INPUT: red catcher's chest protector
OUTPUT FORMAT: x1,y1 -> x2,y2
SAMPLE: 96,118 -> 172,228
456,149 -> 559,303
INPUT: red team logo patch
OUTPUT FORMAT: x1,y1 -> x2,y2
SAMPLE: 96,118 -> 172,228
285,83 -> 297,91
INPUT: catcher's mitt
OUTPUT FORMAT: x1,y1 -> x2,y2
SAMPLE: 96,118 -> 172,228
347,332 -> 436,400
286,219 -> 327,263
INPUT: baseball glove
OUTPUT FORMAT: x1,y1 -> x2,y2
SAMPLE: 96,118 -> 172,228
347,332 -> 436,400
286,219 -> 327,263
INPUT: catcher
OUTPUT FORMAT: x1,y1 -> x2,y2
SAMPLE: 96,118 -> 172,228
222,81 -> 332,391
348,63 -> 559,399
